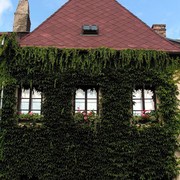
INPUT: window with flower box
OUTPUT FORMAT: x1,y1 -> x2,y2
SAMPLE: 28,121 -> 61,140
132,88 -> 156,115
74,88 -> 99,114
18,89 -> 42,114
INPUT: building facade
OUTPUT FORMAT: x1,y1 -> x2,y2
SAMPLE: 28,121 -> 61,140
0,0 -> 180,179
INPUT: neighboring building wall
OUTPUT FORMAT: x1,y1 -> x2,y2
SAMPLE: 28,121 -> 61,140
152,24 -> 180,109
174,75 -> 180,180
152,25 -> 180,180
178,82 -> 180,109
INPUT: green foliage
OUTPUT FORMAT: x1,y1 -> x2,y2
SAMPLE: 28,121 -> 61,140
0,34 -> 17,87
0,34 -> 179,179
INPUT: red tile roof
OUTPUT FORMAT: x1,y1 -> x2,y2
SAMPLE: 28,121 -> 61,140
20,0 -> 180,52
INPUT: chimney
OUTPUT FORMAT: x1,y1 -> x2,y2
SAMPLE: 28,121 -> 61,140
152,24 -> 166,38
13,0 -> 31,33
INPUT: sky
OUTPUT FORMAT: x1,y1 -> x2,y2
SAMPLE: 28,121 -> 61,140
0,0 -> 180,39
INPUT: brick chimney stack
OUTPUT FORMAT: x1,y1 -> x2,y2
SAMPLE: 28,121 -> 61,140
13,0 -> 31,32
152,24 -> 166,38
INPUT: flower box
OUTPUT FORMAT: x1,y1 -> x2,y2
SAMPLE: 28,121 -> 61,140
17,112 -> 44,128
132,110 -> 159,127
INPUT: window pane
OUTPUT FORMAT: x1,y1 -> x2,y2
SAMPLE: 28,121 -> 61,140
133,99 -> 143,111
87,99 -> 97,111
21,99 -> 30,110
32,90 -> 41,98
87,89 -> 97,98
145,99 -> 155,111
75,99 -> 85,111
21,89 -> 30,98
32,99 -> 41,110
133,90 -> 142,99
76,89 -> 85,98
144,90 -> 153,98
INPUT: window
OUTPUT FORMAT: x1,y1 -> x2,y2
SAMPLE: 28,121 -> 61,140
82,25 -> 99,35
133,88 -> 156,115
75,88 -> 99,113
18,89 -> 42,114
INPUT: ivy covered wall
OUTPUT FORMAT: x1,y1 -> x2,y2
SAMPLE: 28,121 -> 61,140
0,34 -> 180,179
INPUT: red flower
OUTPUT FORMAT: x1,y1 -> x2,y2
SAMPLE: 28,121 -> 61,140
29,111 -> 33,115
88,111 -> 93,116
141,110 -> 150,119
84,115 -> 88,121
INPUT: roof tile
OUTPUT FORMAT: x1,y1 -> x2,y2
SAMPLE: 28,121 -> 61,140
20,0 -> 180,52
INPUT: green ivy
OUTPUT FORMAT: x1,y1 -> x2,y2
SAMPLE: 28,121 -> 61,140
0,33 -> 179,179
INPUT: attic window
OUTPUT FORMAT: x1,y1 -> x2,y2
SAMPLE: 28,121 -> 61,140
82,25 -> 99,35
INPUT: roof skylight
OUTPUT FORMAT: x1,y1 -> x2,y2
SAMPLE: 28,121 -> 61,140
82,25 -> 99,35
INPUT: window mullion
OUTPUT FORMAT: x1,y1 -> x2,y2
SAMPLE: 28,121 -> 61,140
97,89 -> 99,115
142,88 -> 145,111
29,89 -> 32,113
85,90 -> 87,112
41,94 -> 43,114
18,88 -> 22,113
73,92 -> 76,114
153,90 -> 157,111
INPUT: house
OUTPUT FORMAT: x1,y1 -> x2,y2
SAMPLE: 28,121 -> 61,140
0,0 -> 180,179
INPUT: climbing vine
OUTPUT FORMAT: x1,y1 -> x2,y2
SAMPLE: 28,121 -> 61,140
0,33 -> 179,179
